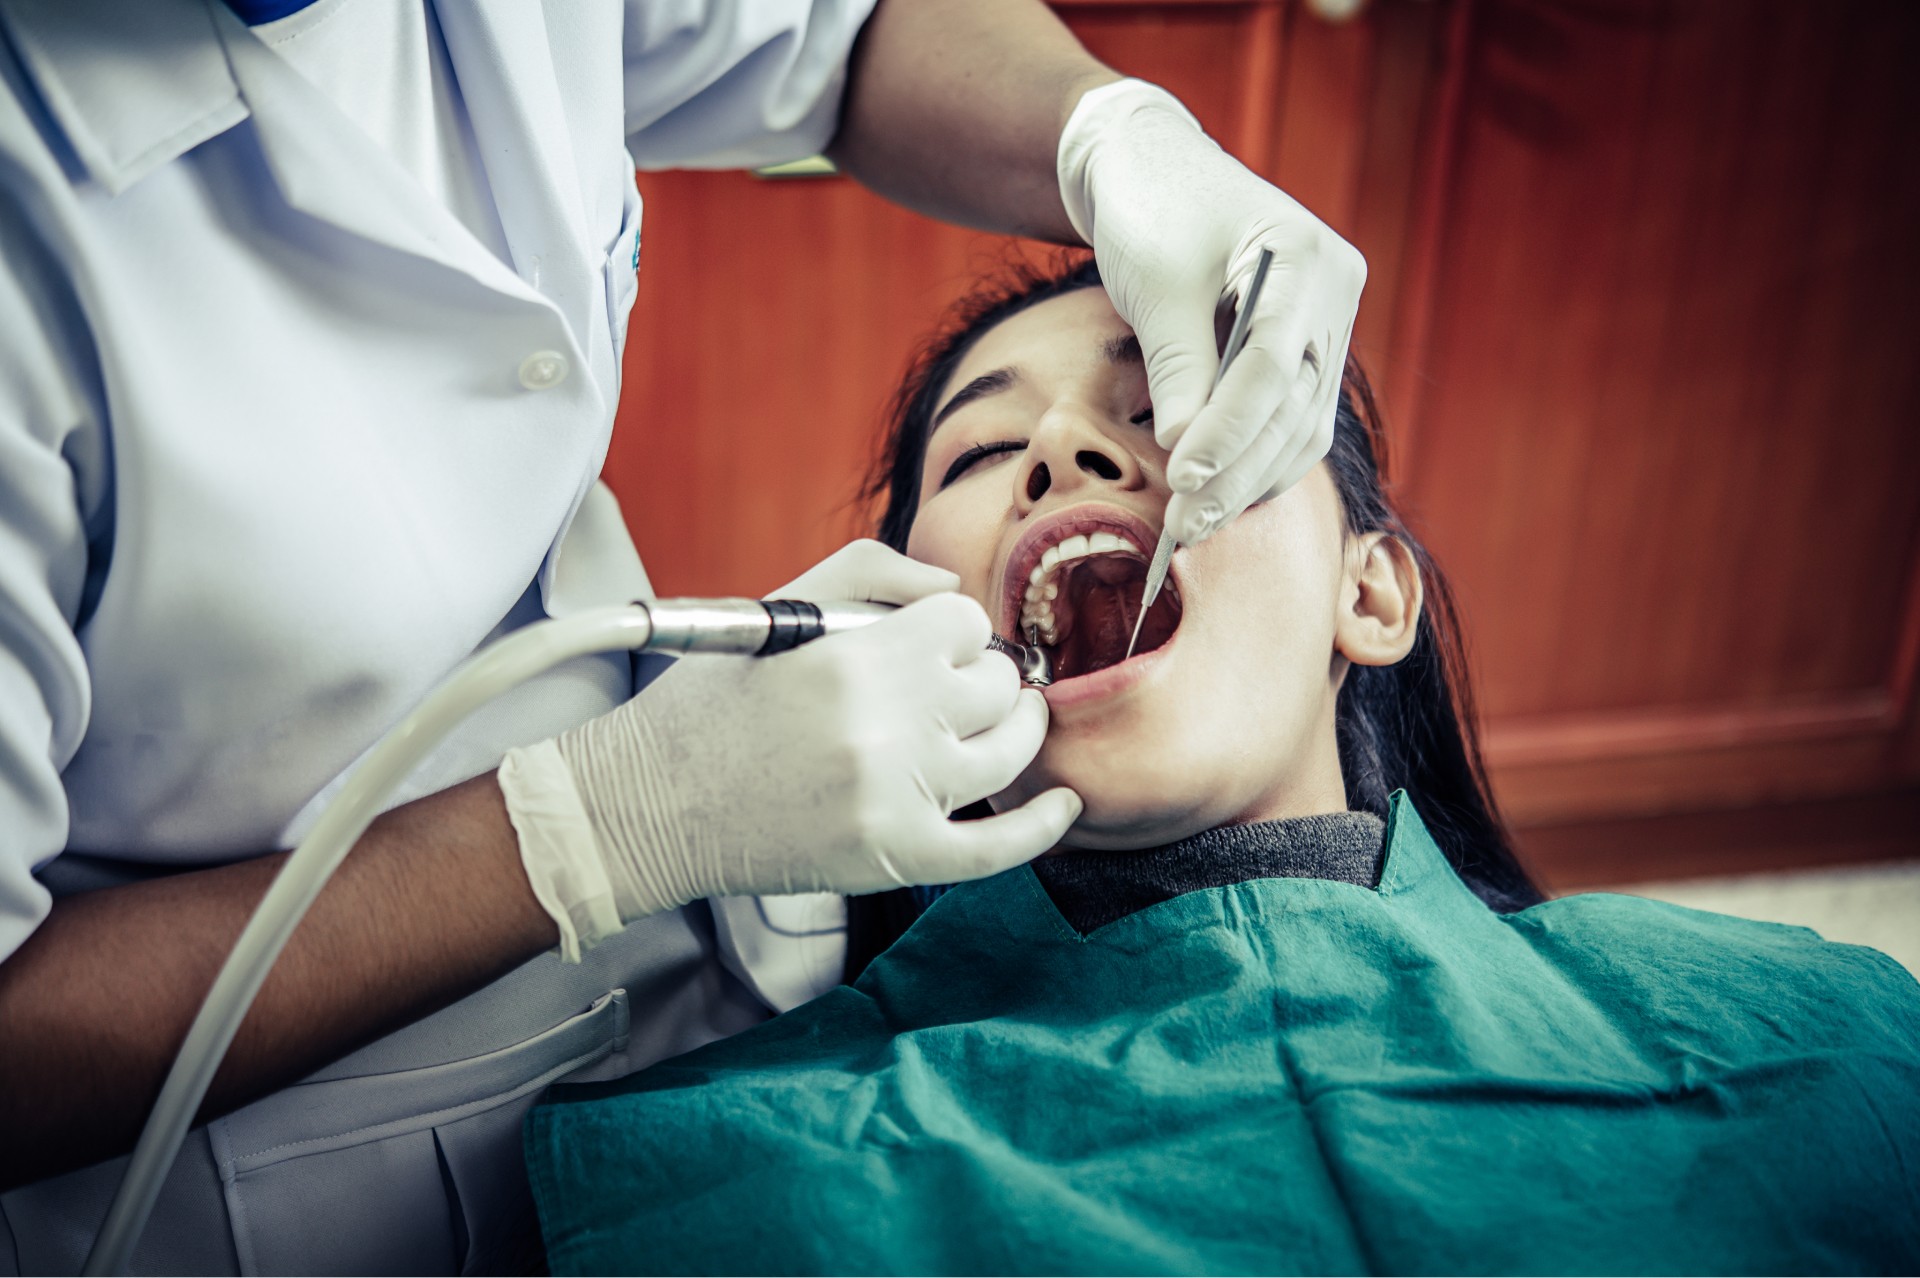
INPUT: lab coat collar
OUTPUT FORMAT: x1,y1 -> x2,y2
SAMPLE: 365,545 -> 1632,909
208,3 -> 539,303
221,0 -> 601,355
432,5 -> 596,322
0,0 -> 244,196
0,0 -> 586,335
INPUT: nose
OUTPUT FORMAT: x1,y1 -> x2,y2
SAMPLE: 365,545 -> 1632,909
1013,406 -> 1146,513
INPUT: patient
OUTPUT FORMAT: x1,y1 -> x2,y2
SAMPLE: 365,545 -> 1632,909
527,260 -> 1920,1276
842,255 -> 1537,974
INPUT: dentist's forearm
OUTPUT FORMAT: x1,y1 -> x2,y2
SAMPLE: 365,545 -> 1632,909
0,772 -> 556,1190
828,0 -> 1118,242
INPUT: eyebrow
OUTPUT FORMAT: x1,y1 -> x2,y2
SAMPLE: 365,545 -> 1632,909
1102,333 -> 1143,367
932,367 -> 1018,429
930,333 -> 1144,431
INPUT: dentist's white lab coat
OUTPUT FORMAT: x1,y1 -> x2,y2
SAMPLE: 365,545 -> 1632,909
0,0 -> 861,1270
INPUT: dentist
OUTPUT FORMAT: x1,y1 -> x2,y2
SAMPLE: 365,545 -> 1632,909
0,0 -> 1363,1270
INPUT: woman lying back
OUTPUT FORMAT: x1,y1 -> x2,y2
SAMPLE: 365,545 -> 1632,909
526,259 -> 1920,1276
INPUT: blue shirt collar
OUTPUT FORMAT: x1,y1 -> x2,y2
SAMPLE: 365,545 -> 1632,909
221,0 -> 320,24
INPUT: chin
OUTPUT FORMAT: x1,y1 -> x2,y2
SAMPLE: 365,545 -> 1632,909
998,742 -> 1223,852
1055,809 -> 1213,852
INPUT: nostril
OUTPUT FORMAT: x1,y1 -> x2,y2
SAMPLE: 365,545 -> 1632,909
1077,450 -> 1122,481
1026,462 -> 1051,501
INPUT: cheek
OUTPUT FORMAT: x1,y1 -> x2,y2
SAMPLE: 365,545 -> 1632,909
1186,495 -> 1346,675
905,487 -> 1006,607
1155,499 -> 1345,805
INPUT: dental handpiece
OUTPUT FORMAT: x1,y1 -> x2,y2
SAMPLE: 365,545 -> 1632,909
84,593 -> 1046,1277
642,597 -> 1053,686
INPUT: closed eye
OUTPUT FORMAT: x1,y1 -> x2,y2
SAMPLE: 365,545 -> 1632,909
941,440 -> 1026,489
1130,407 -> 1153,427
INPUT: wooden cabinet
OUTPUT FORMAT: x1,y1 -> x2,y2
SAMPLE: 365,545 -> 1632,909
604,0 -> 1920,883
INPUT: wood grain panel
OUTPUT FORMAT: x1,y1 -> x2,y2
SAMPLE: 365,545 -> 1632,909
1520,786 -> 1920,891
1392,0 -> 1920,820
608,171 -> 1002,597
602,0 -> 1920,864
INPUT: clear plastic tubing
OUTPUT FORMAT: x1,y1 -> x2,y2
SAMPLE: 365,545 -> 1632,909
84,605 -> 655,1277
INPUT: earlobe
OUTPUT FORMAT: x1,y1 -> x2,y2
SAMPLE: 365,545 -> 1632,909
1335,533 -> 1423,667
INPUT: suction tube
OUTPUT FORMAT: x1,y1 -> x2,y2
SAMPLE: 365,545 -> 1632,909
84,605 -> 656,1275
84,597 -> 1046,1274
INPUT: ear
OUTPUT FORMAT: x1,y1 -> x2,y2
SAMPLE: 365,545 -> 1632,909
1335,532 -> 1422,667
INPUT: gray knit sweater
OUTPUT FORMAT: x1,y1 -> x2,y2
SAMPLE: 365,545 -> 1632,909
1029,810 -> 1387,933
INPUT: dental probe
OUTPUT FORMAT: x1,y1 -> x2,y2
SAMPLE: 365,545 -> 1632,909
82,596 -> 1045,1277
1126,247 -> 1275,660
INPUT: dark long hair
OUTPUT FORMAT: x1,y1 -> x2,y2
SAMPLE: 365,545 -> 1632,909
847,256 -> 1539,975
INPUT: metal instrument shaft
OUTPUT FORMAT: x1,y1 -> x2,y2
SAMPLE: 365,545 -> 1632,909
1125,247 -> 1275,660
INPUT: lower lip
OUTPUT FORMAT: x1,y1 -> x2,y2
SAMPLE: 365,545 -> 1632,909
1041,636 -> 1174,710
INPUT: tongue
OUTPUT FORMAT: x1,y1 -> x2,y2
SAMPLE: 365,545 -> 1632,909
1056,557 -> 1179,680
1079,556 -> 1144,588
1064,582 -> 1139,676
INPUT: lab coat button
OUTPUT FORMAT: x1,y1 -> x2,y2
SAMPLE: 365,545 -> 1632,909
518,350 -> 570,390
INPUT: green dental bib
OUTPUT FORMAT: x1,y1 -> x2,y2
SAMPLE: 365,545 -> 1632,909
527,795 -> 1920,1275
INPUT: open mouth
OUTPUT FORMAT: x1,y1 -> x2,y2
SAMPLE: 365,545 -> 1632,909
1016,533 -> 1184,683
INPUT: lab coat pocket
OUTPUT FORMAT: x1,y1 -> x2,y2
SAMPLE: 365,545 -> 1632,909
209,989 -> 628,1276
603,183 -> 643,371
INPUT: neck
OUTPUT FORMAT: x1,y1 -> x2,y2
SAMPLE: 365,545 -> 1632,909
1232,719 -> 1350,827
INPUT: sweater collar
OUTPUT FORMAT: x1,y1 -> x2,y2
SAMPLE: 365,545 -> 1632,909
1030,809 -> 1388,933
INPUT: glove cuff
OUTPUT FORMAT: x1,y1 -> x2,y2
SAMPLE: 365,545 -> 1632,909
1056,78 -> 1206,246
499,739 -> 624,963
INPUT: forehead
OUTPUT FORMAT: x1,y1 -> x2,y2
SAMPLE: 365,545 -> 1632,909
940,288 -> 1134,401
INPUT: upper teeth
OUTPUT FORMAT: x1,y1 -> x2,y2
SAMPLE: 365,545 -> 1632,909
1018,531 -> 1143,644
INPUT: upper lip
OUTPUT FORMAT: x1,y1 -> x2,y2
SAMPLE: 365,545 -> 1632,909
998,502 -> 1162,637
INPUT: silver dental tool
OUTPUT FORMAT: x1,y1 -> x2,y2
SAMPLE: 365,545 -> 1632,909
642,597 -> 1051,686
1125,247 -> 1275,661
84,594 -> 1045,1277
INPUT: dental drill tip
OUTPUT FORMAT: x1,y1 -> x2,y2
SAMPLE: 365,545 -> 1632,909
988,633 -> 1053,688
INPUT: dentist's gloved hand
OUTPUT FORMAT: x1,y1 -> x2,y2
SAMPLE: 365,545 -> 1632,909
499,540 -> 1081,961
1059,78 -> 1366,546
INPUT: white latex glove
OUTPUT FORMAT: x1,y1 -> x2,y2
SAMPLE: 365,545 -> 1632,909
1059,78 -> 1367,546
499,540 -> 1081,961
